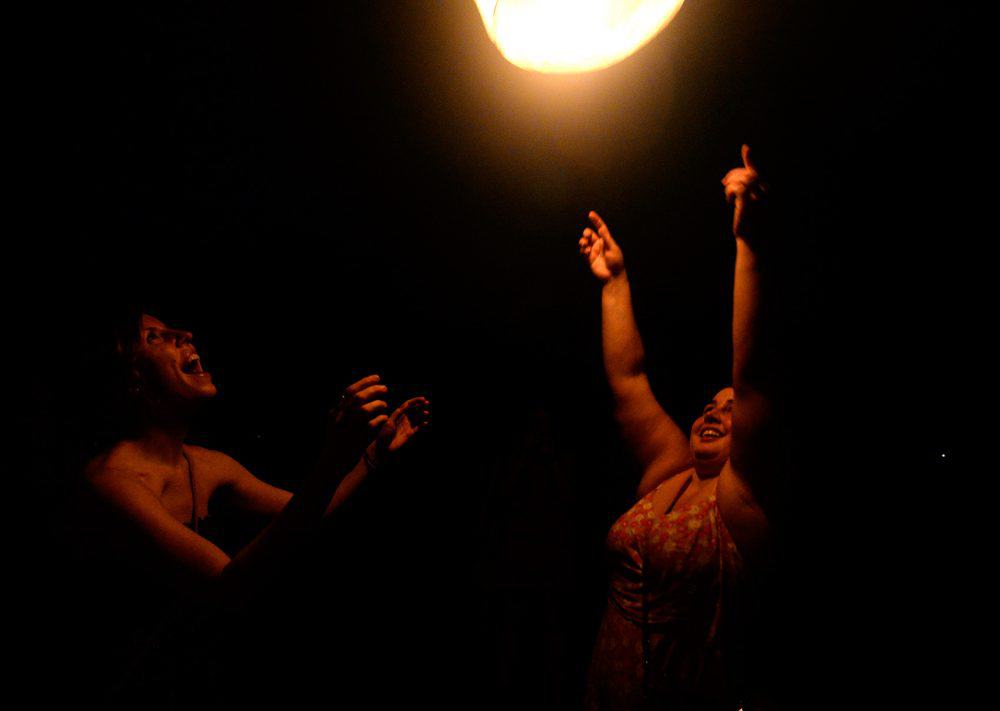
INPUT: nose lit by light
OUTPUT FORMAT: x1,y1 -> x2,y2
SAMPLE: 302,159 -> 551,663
474,0 -> 686,74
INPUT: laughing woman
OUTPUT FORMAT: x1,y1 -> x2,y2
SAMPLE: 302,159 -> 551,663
580,146 -> 774,709
77,311 -> 429,699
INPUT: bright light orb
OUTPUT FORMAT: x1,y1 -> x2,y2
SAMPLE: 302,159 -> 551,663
474,0 -> 686,74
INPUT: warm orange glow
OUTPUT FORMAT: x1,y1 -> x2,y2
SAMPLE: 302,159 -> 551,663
475,0 -> 685,74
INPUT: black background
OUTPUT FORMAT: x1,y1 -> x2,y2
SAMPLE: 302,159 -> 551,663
19,1 -> 978,708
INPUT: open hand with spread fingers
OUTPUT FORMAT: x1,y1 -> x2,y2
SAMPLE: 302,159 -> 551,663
722,144 -> 767,242
375,396 -> 431,459
579,211 -> 626,283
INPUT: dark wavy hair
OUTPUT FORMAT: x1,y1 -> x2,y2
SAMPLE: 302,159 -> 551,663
75,303 -> 151,462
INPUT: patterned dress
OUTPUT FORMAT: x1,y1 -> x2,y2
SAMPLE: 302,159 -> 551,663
586,476 -> 744,710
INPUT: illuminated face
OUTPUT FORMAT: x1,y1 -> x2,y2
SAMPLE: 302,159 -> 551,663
132,314 -> 217,404
689,387 -> 734,468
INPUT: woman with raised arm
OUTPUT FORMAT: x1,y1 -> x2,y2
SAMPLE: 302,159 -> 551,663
581,146 -> 773,709
77,310 -> 430,698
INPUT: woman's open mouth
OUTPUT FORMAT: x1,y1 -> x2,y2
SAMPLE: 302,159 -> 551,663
181,354 -> 209,376
699,427 -> 723,441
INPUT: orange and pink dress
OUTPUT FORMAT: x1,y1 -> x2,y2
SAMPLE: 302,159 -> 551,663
586,476 -> 745,710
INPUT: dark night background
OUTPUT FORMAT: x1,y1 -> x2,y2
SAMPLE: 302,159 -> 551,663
17,1 -> 978,708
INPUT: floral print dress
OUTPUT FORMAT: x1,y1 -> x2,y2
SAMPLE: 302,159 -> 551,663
586,476 -> 744,710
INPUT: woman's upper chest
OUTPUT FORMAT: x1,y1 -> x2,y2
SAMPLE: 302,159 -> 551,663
132,450 -> 222,522
608,475 -> 728,566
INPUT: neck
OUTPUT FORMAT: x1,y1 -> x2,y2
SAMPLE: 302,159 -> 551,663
132,414 -> 190,466
692,457 -> 726,481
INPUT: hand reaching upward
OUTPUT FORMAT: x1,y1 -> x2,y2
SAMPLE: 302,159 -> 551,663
325,375 -> 390,462
579,211 -> 625,283
722,144 -> 767,241
376,397 -> 431,456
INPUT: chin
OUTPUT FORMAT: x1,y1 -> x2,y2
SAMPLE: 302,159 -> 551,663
181,378 -> 218,400
692,442 -> 730,462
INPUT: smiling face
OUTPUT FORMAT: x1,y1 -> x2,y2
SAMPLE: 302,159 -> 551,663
131,314 -> 217,405
689,387 -> 734,474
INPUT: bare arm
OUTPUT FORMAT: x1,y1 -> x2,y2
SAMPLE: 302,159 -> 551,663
213,450 -> 363,521
580,212 -> 693,497
718,146 -> 775,549
88,375 -> 394,599
220,396 -> 431,518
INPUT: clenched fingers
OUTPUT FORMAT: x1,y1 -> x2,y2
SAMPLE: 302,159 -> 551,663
582,228 -> 603,257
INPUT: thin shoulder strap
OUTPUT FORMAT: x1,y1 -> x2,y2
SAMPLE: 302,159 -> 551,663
664,474 -> 694,515
182,448 -> 199,534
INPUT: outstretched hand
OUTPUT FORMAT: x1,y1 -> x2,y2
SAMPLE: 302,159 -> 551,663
375,396 -> 431,458
579,211 -> 625,283
722,144 -> 767,241
326,374 -> 390,462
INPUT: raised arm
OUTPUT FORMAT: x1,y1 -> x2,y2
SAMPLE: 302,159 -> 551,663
87,375 -> 400,599
315,395 -> 430,513
220,396 -> 431,518
718,146 -> 776,548
579,212 -> 692,497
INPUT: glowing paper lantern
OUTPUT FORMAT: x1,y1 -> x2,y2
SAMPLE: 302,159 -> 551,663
474,0 -> 685,74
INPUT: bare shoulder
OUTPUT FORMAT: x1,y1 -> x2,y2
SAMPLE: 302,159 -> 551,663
184,445 -> 290,518
183,444 -> 249,474
637,464 -> 695,500
83,444 -> 152,491
80,450 -> 166,523
182,445 -> 259,492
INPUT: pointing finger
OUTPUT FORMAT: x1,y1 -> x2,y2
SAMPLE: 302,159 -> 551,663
588,211 -> 618,249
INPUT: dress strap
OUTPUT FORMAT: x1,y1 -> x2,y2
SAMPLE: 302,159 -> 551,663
181,448 -> 198,534
664,474 -> 694,515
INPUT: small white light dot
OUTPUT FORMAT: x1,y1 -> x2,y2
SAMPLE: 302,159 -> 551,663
940,453 -> 947,459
